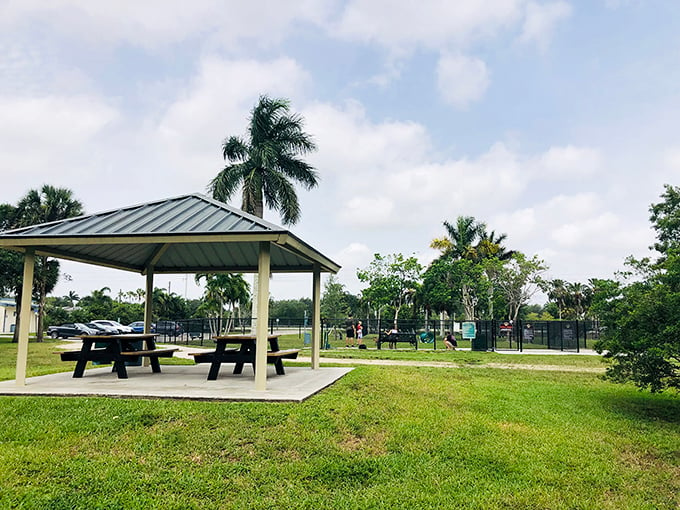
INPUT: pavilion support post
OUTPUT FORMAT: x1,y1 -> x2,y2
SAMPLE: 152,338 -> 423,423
143,268 -> 154,367
144,268 -> 154,333
255,241 -> 270,391
311,264 -> 321,370
15,249 -> 35,387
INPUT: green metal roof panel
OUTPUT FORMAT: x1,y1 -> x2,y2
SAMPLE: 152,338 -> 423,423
1,194 -> 283,237
0,193 -> 340,274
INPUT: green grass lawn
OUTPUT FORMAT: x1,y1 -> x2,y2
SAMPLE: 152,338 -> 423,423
0,338 -> 678,509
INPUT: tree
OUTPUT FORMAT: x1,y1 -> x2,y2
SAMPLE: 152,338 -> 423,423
593,255 -> 680,392
495,253 -> 547,321
320,275 -> 349,322
209,95 -> 318,329
357,253 -> 422,328
593,185 -> 680,392
430,216 -> 485,260
195,273 -> 250,334
546,279 -> 569,319
210,95 -> 319,225
1,185 -> 83,342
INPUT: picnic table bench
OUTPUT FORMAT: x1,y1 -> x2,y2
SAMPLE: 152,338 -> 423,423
377,330 -> 418,350
189,335 -> 300,379
55,334 -> 178,379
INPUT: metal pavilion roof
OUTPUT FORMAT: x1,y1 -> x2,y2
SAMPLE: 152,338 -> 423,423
0,193 -> 340,274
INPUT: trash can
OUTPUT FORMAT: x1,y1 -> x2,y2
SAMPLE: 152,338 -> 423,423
471,333 -> 489,351
303,332 -> 311,346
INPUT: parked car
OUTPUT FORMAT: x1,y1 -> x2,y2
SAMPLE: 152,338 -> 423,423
48,323 -> 99,339
91,320 -> 134,334
127,321 -> 155,333
154,320 -> 183,336
86,322 -> 119,335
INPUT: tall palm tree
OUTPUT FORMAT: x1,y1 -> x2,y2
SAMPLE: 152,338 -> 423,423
209,95 -> 318,328
10,185 -> 83,342
209,95 -> 319,225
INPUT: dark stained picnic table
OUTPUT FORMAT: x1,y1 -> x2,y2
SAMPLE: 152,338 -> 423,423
59,334 -> 177,379
190,335 -> 300,380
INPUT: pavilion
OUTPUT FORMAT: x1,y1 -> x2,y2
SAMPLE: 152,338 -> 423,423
0,193 -> 340,391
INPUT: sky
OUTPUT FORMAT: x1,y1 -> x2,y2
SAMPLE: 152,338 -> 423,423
2,0 -> 680,305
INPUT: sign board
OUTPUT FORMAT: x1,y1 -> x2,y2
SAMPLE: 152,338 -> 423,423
462,322 -> 476,339
499,321 -> 513,333
562,325 -> 574,341
523,324 -> 535,341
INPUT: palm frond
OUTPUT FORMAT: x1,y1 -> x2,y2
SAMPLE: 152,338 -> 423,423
222,136 -> 248,162
209,163 -> 246,202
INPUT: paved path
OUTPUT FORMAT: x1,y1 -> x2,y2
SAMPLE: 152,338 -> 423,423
292,356 -> 604,373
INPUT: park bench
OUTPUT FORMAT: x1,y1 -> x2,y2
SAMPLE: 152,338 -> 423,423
377,330 -> 418,350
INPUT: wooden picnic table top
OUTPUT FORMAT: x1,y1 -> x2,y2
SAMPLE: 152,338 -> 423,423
78,333 -> 158,340
213,334 -> 279,341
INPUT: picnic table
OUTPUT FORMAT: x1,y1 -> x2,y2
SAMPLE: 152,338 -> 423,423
190,335 -> 300,380
56,334 -> 178,379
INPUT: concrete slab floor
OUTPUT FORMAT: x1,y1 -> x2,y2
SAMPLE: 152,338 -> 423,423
0,364 -> 353,402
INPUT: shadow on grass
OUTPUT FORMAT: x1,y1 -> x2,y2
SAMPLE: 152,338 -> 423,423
600,389 -> 680,424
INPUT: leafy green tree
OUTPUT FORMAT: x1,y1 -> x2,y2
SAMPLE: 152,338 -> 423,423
594,255 -> 680,392
357,253 -> 422,328
78,287 -> 114,319
270,298 -> 312,321
320,275 -> 349,324
494,253 -> 547,321
649,183 -> 680,256
594,185 -> 680,392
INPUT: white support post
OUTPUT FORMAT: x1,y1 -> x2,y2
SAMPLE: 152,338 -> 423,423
15,249 -> 35,386
254,242 -> 270,391
311,265 -> 321,370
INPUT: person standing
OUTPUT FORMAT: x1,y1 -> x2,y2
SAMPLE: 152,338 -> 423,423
356,321 -> 363,345
345,316 -> 356,347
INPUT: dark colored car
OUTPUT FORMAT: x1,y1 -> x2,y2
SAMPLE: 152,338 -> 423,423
48,323 -> 99,339
154,320 -> 183,336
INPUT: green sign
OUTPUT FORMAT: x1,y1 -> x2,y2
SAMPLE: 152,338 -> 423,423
462,322 -> 476,339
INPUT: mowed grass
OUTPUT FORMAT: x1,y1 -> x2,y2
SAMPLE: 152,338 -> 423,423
0,337 -> 678,509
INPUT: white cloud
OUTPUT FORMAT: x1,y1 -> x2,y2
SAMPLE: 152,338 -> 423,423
152,56 -> 312,198
437,54 -> 491,108
519,1 -> 572,50
333,1 -> 524,50
0,94 -> 119,200
0,0 -> 334,50
528,145 -> 602,180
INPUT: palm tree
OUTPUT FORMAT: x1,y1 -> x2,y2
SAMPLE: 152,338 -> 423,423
430,216 -> 486,260
209,95 -> 318,328
548,279 -> 569,320
209,95 -> 319,225
11,185 -> 83,342
195,273 -> 250,334
67,290 -> 80,307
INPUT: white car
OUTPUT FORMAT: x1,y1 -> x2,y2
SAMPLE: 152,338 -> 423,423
91,320 -> 134,334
